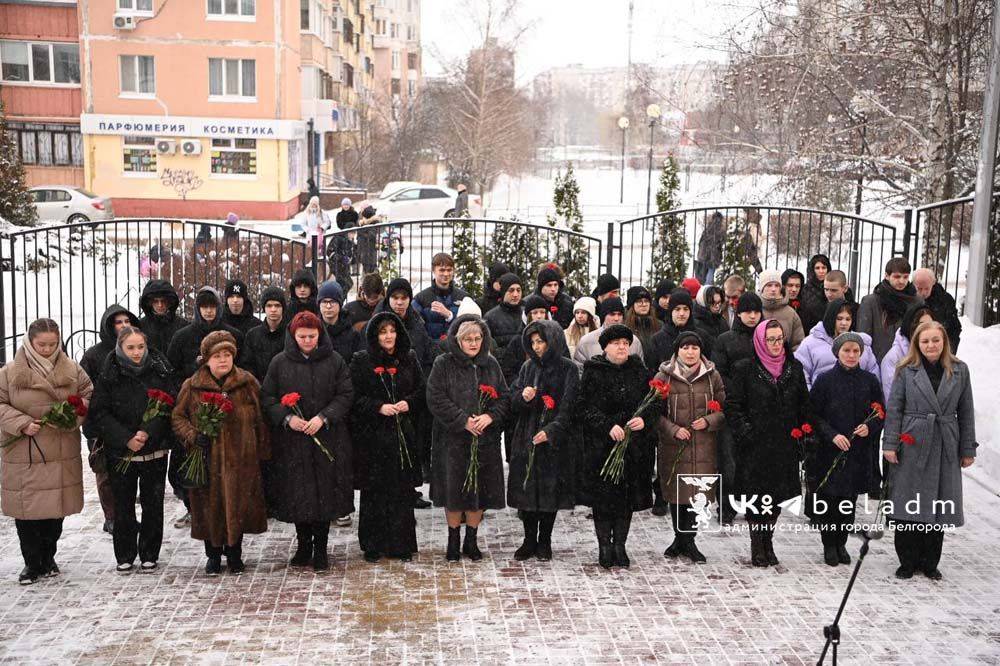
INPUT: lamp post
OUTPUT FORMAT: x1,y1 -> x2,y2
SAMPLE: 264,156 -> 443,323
617,116 -> 630,204
645,103 -> 661,214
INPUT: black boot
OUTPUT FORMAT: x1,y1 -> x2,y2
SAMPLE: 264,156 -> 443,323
678,506 -> 705,562
312,523 -> 330,571
663,503 -> 682,558
291,524 -> 313,567
762,518 -> 779,566
514,513 -> 538,561
226,543 -> 245,574
536,512 -> 556,561
749,524 -> 768,567
446,526 -> 461,562
594,519 -> 613,569
462,526 -> 483,561
612,514 -> 631,568
651,476 -> 668,516
821,531 -> 839,567
204,542 -> 223,575
836,529 -> 851,564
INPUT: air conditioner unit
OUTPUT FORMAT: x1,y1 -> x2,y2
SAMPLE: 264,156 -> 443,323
155,139 -> 176,155
180,139 -> 202,156
113,13 -> 137,30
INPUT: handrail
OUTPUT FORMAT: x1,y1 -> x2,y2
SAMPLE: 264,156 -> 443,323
913,192 -> 999,214
0,217 -> 308,246
618,204 -> 898,231
322,216 -> 605,243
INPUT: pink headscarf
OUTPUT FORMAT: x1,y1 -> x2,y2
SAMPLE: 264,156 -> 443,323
752,319 -> 786,381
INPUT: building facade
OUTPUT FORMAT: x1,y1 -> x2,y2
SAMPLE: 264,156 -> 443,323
0,0 -> 84,188
371,0 -> 420,108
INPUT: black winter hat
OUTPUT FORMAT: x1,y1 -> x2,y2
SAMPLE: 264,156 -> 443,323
666,289 -> 693,316
591,273 -> 620,299
655,279 -> 676,300
781,269 -> 805,286
736,292 -> 763,314
900,303 -> 934,341
498,272 -> 522,296
386,277 -> 414,301
195,287 -> 221,308
672,330 -> 703,356
536,264 -> 563,291
626,286 -> 653,308
317,280 -> 345,306
259,286 -> 287,309
224,279 -> 249,301
522,294 -> 549,315
487,262 -> 510,285
599,324 -> 634,349
597,296 -> 625,319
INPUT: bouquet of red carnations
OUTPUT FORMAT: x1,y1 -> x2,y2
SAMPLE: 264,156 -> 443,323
114,389 -> 175,474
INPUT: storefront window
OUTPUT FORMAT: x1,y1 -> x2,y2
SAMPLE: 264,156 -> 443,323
123,135 -> 158,174
211,138 -> 257,175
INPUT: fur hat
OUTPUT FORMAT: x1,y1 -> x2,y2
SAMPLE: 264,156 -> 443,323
599,323 -> 634,349
199,330 -> 238,364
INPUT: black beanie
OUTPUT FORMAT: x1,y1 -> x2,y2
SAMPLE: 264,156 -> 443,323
599,323 -> 634,349
667,289 -> 693,316
673,330 -> 703,356
259,286 -> 287,309
224,279 -> 249,301
536,264 -> 563,291
655,279 -> 677,299
591,273 -> 620,299
736,292 -> 763,314
498,272 -> 522,296
386,277 -> 414,301
522,294 -> 549,314
597,296 -> 625,319
626,285 -> 652,308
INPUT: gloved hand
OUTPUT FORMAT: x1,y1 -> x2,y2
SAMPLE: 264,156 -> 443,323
195,433 -> 212,450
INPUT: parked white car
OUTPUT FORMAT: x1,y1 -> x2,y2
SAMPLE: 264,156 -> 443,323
29,186 -> 114,224
369,185 -> 482,221
378,181 -> 423,199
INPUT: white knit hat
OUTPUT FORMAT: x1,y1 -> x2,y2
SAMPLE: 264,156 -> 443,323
456,297 -> 482,318
573,296 -> 597,319
341,197 -> 352,206
757,269 -> 783,291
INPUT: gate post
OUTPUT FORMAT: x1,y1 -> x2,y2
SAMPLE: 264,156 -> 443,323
310,234 -> 319,279
902,208 -> 913,264
605,222 -> 615,276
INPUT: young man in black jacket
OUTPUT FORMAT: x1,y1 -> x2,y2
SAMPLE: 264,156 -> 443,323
222,279 -> 261,335
318,280 -> 362,363
242,287 -> 288,382
137,279 -> 188,353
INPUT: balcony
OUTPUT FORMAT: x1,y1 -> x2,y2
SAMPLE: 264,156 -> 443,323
301,98 -> 337,133
372,34 -> 391,49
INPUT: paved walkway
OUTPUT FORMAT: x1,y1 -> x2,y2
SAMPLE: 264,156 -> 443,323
0,470 -> 998,665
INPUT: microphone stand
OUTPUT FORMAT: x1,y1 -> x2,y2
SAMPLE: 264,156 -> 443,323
817,530 -> 875,665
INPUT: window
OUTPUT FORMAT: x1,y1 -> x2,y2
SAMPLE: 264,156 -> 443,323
407,79 -> 415,97
120,55 -> 155,95
407,52 -> 417,69
419,188 -> 448,199
8,122 -> 83,166
343,18 -> 354,44
209,58 -> 255,98
390,78 -> 400,95
343,62 -> 354,88
122,135 -> 157,174
1,41 -> 80,84
118,0 -> 153,11
391,50 -> 399,70
390,22 -> 398,38
406,24 -> 415,41
208,0 -> 255,18
375,19 -> 386,35
392,189 -> 419,201
211,138 -> 257,175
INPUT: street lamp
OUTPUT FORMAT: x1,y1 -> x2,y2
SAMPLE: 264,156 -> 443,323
617,116 -> 630,204
645,103 -> 661,215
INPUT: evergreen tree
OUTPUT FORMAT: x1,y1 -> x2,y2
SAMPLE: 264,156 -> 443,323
451,213 -> 481,298
546,163 -> 588,296
486,215 -> 540,282
0,102 -> 38,227
646,155 -> 687,286
716,217 -> 756,291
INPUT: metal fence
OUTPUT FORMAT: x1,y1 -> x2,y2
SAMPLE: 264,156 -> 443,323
909,193 -> 1000,324
615,206 -> 900,295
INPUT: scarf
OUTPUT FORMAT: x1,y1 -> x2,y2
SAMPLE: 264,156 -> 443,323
674,356 -> 701,381
875,280 -> 917,325
115,345 -> 150,377
752,319 -> 786,382
23,341 -> 59,379
760,295 -> 788,312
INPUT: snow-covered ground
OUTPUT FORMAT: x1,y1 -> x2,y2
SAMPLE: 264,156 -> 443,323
952,317 -> 1000,491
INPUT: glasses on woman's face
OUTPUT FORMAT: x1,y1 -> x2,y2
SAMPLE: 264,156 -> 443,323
463,336 -> 483,344
765,335 -> 784,345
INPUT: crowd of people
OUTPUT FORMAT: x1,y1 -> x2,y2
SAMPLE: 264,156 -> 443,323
0,250 -> 976,585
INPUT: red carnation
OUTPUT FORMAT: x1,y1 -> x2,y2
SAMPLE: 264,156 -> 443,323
280,392 -> 301,408
871,402 -> 885,420
387,367 -> 397,376
791,427 -> 804,439
802,423 -> 813,435
374,366 -> 385,375
791,299 -> 801,309
74,404 -> 88,417
707,400 -> 722,412
648,379 -> 670,398
541,395 -> 556,410
439,334 -> 447,341
550,305 -> 558,313
546,263 -> 557,270
479,384 -> 499,400
67,395 -> 84,408
900,433 -> 916,446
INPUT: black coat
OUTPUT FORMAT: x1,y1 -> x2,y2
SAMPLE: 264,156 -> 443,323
535,289 -> 575,329
427,315 -> 510,511
349,312 -> 425,493
711,318 -> 756,386
573,354 -> 656,514
324,316 -> 363,363
807,362 -> 884,498
484,301 -> 524,353
242,321 -> 287,382
506,320 -> 579,511
259,329 -> 355,522
693,305 -> 730,343
166,305 -> 245,379
649,320 -> 714,371
498,323 -> 571,389
725,354 -> 812,504
223,304 -> 261,336
799,278 -> 827,336
80,304 -> 140,383
345,299 -> 378,333
137,280 -> 189,353
925,283 -> 962,352
373,302 -> 434,375
287,269 -> 320,318
85,349 -> 178,462
336,208 -> 359,230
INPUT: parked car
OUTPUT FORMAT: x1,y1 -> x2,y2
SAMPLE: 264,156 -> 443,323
368,185 -> 482,221
29,186 -> 114,224
378,181 -> 423,199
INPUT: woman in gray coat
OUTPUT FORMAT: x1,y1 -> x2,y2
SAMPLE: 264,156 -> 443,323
427,314 -> 509,562
883,321 -> 976,581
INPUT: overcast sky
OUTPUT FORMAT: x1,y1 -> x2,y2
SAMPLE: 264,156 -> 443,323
420,0 -> 762,82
